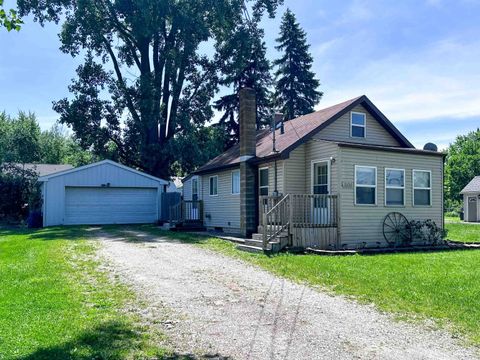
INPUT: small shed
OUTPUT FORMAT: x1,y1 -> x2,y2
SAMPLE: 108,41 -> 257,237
460,176 -> 480,222
38,160 -> 169,226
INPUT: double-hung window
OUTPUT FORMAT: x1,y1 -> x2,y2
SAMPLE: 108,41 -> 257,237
355,166 -> 376,205
209,175 -> 218,196
385,168 -> 405,206
259,168 -> 269,196
351,112 -> 366,138
413,170 -> 431,206
231,170 -> 240,195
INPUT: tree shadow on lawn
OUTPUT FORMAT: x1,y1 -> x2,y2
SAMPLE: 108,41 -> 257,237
17,320 -> 230,360
0,226 -> 92,242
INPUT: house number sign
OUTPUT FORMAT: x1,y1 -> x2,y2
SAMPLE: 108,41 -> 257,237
341,181 -> 354,189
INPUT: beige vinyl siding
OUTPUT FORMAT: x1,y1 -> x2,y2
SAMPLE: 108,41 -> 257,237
200,168 -> 240,232
182,177 -> 194,200
283,145 -> 307,194
258,160 -> 284,195
305,139 -> 339,194
338,147 -> 443,246
317,105 -> 401,147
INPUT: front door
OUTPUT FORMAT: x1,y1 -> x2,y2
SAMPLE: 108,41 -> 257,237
467,196 -> 477,222
312,161 -> 330,224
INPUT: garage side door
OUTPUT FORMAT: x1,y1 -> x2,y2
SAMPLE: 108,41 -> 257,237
65,187 -> 157,225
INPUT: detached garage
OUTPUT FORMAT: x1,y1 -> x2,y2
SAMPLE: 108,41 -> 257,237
461,176 -> 480,223
39,160 -> 169,226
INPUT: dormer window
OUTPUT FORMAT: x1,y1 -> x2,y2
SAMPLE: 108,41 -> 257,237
351,112 -> 366,138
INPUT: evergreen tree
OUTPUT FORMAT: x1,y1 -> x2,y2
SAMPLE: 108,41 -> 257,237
274,9 -> 322,120
214,21 -> 272,149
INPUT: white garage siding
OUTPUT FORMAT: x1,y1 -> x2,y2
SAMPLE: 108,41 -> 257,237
64,187 -> 157,225
40,160 -> 168,226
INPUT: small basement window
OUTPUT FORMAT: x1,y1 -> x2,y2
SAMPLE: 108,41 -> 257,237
209,175 -> 218,196
413,170 -> 431,206
355,165 -> 376,205
385,168 -> 405,206
351,112 -> 366,138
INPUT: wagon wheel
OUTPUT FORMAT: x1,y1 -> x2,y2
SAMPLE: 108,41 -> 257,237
383,212 -> 411,246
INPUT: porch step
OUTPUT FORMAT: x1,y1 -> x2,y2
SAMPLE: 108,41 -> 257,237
251,233 -> 263,241
236,244 -> 265,253
245,238 -> 263,247
237,240 -> 283,253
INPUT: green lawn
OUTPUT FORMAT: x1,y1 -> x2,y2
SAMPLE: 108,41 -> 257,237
133,225 -> 480,346
0,227 -> 170,360
446,222 -> 480,243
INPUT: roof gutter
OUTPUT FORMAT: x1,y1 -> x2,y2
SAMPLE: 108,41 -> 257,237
337,142 -> 446,157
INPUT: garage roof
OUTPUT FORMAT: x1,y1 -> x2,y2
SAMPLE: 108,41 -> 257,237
38,159 -> 168,184
461,176 -> 480,194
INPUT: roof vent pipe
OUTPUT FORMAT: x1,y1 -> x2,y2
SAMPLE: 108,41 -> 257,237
272,113 -> 284,153
276,113 -> 285,135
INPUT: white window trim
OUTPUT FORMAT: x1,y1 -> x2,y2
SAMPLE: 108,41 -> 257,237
350,111 -> 366,138
311,159 -> 331,194
412,169 -> 432,206
209,175 -> 218,197
385,168 -> 405,206
354,165 -> 377,206
231,169 -> 240,195
259,167 -> 269,196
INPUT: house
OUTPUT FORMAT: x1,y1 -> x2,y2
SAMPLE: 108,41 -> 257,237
7,163 -> 74,176
179,88 -> 444,251
460,176 -> 480,222
39,160 -> 169,226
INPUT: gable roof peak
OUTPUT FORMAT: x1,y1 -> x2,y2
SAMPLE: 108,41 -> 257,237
189,95 -> 414,176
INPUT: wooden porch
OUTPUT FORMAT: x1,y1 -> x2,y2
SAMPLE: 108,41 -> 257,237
257,194 -> 339,252
169,200 -> 205,230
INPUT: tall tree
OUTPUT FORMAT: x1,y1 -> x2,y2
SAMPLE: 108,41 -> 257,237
0,0 -> 22,31
444,129 -> 480,208
0,112 -> 41,164
17,0 -> 282,178
214,21 -> 272,149
273,8 -> 322,121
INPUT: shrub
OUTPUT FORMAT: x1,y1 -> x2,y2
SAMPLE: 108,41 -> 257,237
0,163 -> 41,223
409,219 -> 447,246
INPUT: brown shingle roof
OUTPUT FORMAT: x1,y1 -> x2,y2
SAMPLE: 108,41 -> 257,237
193,95 -> 413,176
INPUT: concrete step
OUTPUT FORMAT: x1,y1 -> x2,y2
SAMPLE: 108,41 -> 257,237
236,244 -> 265,253
237,240 -> 283,254
252,233 -> 263,241
245,238 -> 263,247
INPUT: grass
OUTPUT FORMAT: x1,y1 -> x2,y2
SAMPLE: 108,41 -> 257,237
445,218 -> 480,243
0,226 -> 172,360
3,223 -> 479,357
131,225 -> 480,346
445,215 -> 462,223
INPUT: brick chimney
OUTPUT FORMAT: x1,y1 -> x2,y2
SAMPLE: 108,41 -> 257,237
239,88 -> 257,237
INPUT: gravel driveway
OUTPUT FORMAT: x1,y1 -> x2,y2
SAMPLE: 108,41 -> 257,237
97,229 -> 478,360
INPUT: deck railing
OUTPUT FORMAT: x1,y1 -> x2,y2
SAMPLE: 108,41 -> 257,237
290,194 -> 338,228
261,194 -> 339,250
169,200 -> 203,224
262,194 -> 290,249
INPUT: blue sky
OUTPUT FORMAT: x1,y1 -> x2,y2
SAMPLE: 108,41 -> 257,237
1,0 -> 479,149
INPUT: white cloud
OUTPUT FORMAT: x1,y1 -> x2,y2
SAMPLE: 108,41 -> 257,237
317,37 -> 480,123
